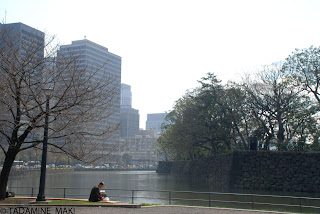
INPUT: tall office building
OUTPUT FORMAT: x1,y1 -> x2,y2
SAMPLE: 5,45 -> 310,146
121,129 -> 159,167
57,39 -> 122,144
121,83 -> 132,108
120,83 -> 139,138
120,108 -> 139,138
0,23 -> 45,142
119,85 -> 159,167
0,22 -> 45,58
146,113 -> 168,136
0,23 -> 45,86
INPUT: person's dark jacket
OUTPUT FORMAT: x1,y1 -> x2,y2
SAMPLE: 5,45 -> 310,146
89,185 -> 102,202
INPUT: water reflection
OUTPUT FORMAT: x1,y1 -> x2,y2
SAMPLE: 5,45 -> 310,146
7,170 -> 320,206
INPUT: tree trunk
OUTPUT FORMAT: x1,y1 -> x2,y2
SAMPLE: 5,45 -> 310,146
276,113 -> 285,150
264,134 -> 272,150
0,147 -> 18,200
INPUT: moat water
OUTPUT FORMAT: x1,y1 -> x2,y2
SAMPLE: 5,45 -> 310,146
7,170 -> 320,208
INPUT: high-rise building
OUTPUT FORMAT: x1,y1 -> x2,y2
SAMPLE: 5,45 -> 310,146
121,129 -> 159,167
0,23 -> 45,142
120,108 -> 139,138
120,83 -> 139,138
146,113 -> 168,136
57,39 -> 122,144
121,83 -> 132,108
0,22 -> 45,59
0,23 -> 45,87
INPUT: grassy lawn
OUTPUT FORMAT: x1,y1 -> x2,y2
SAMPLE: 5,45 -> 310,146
50,200 -> 103,205
0,198 -> 34,204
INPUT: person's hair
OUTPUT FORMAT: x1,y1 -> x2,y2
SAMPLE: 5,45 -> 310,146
99,182 -> 104,186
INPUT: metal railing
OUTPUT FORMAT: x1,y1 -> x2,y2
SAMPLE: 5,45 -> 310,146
8,186 -> 320,213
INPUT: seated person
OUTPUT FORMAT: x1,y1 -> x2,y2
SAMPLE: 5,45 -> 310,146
89,182 -> 106,202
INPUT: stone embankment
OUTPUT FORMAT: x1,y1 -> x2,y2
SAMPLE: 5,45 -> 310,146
157,151 -> 320,193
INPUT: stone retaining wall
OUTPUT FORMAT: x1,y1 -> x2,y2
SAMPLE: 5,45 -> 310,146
157,151 -> 320,193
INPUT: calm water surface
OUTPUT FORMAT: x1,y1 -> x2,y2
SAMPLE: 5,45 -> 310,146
8,170 -> 216,204
7,170 -> 320,207
9,170 -> 213,191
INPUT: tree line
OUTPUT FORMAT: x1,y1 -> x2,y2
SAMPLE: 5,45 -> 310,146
158,46 -> 320,161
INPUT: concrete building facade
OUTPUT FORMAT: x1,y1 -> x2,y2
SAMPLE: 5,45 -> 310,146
0,22 -> 45,59
121,130 -> 159,168
57,39 -> 122,145
146,113 -> 168,136
0,22 -> 45,142
120,83 -> 139,138
120,107 -> 139,138
121,83 -> 132,108
0,23 -> 45,89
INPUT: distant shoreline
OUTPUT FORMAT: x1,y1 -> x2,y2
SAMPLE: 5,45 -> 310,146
74,168 -> 156,172
9,168 -> 74,177
9,168 -> 156,177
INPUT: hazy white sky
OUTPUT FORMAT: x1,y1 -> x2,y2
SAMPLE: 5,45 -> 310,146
1,0 -> 320,128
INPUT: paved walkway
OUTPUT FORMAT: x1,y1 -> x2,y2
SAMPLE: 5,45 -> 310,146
0,198 -> 292,214
74,206 -> 289,214
0,205 -> 292,214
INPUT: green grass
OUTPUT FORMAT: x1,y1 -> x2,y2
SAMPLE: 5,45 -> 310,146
139,203 -> 161,206
0,198 -> 33,204
1,198 -> 109,205
50,200 -> 102,205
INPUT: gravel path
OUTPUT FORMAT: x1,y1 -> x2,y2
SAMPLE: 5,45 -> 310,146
0,205 -> 291,214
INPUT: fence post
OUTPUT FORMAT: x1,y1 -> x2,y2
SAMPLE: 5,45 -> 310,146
209,193 -> 211,207
132,190 -> 134,204
299,198 -> 302,213
252,195 -> 254,210
64,188 -> 66,198
169,191 -> 172,205
31,187 -> 33,197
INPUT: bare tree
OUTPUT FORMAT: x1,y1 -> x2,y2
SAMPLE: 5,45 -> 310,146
242,63 -> 314,150
283,46 -> 320,104
0,24 -> 120,199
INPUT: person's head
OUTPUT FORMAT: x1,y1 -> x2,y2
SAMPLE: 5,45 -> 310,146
98,182 -> 104,188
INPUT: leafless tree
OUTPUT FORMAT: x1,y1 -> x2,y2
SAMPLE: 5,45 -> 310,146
0,24 -> 120,199
242,63 -> 314,150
